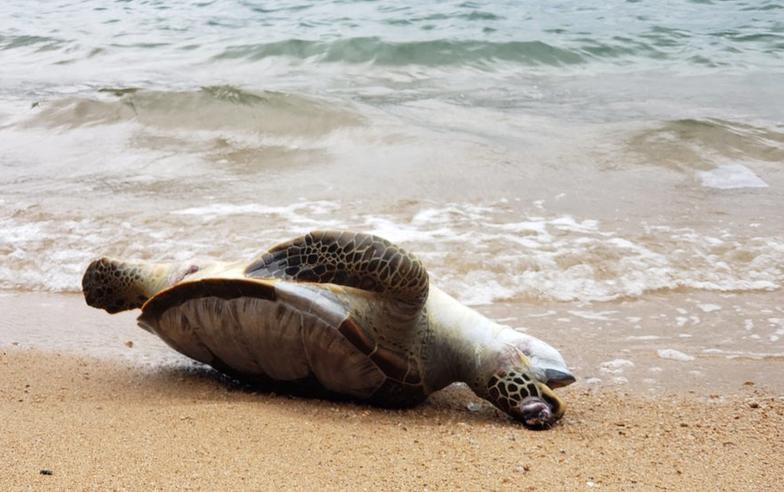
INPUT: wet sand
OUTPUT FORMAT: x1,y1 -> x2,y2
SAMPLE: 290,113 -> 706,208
2,349 -> 782,490
3,292 -> 783,395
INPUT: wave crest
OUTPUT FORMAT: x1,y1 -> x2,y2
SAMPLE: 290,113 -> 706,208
214,37 -> 585,66
23,86 -> 362,135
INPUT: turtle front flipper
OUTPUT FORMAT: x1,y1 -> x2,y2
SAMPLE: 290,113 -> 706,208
245,231 -> 429,319
82,258 -> 186,313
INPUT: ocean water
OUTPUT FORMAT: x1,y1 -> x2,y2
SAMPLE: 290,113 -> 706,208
1,1 -> 783,384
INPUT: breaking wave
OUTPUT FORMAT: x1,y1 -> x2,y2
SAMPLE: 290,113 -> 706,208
1,200 -> 781,305
20,86 -> 362,135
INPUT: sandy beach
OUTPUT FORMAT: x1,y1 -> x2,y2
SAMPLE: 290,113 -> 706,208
3,1 -> 784,490
2,347 -> 782,491
3,290 -> 784,490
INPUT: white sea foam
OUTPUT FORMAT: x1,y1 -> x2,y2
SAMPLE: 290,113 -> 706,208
452,272 -> 516,306
599,359 -> 634,374
657,349 -> 695,362
697,303 -> 721,313
702,349 -> 784,360
364,216 -> 456,244
526,311 -> 557,318
173,201 -> 341,223
770,322 -> 784,342
1,200 -> 783,306
568,310 -> 618,321
697,164 -> 768,189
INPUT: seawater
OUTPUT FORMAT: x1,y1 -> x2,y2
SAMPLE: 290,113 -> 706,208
1,0 -> 783,389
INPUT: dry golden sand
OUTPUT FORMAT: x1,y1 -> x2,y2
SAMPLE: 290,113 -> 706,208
2,349 -> 782,491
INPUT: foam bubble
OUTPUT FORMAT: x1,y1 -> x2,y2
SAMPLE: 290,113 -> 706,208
173,201 -> 341,225
599,359 -> 634,374
656,349 -> 695,362
697,303 -> 721,313
568,310 -> 618,321
697,164 -> 768,190
526,311 -> 557,318
451,272 -> 516,306
703,349 -> 784,360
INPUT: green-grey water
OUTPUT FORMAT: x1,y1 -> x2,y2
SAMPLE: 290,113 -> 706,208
1,0 -> 783,293
0,1 -> 783,383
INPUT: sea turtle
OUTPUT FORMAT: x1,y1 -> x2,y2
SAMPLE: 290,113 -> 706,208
82,231 -> 575,427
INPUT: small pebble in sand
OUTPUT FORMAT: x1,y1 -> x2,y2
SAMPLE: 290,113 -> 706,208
124,340 -> 133,348
39,469 -> 53,476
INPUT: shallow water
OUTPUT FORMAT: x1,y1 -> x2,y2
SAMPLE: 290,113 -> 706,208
1,1 -> 783,385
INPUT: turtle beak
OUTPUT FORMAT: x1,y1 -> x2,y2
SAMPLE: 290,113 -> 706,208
538,383 -> 566,420
544,368 -> 576,388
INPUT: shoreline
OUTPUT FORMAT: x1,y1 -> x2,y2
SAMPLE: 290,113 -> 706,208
2,348 -> 783,490
2,291 -> 783,395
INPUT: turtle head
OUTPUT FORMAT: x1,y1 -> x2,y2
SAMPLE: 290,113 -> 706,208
82,257 -> 198,313
482,359 -> 566,429
471,336 -> 573,429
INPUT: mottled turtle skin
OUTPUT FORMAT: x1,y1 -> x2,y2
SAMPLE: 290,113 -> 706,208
83,231 -> 575,427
